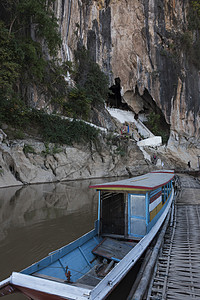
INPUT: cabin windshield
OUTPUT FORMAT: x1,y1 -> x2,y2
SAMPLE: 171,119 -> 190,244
100,192 -> 125,236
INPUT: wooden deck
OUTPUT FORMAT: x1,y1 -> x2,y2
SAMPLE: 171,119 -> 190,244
92,237 -> 137,262
147,175 -> 200,300
74,237 -> 137,288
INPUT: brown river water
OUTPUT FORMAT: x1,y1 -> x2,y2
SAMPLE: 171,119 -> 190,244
0,177 -> 139,300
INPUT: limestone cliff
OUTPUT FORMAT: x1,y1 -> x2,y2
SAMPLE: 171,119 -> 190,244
54,0 -> 199,166
0,0 -> 199,188
0,136 -> 150,188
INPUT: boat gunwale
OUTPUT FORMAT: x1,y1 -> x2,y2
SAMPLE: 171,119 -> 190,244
0,277 -> 11,289
10,272 -> 92,300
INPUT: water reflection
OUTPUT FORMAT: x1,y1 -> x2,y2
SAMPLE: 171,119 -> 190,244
0,180 -> 100,242
0,177 -> 124,300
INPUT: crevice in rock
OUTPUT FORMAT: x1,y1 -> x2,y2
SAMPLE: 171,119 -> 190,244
44,158 -> 57,177
126,167 -> 133,177
48,163 -> 57,177
9,165 -> 23,183
15,171 -> 21,182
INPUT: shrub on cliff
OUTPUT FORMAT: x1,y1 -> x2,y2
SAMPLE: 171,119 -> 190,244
179,0 -> 200,68
74,46 -> 109,106
31,110 -> 99,145
0,98 -> 99,145
145,112 -> 169,144
63,87 -> 92,121
0,0 -> 69,103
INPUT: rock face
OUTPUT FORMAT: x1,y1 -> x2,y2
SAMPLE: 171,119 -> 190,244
0,137 -> 150,188
1,1 -> 199,188
54,0 -> 199,165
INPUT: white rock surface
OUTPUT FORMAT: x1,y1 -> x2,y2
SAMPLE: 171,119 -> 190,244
0,137 -> 150,188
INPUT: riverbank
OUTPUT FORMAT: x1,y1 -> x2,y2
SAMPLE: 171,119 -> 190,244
0,125 -> 198,189
0,135 -> 151,188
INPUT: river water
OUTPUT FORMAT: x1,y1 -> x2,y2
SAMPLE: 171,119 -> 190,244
0,177 -> 138,300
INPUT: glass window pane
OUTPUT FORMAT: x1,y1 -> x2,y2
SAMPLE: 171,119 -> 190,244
130,195 -> 146,217
130,218 -> 146,236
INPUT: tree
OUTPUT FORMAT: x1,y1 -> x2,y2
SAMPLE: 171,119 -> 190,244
74,46 -> 109,106
0,0 -> 65,102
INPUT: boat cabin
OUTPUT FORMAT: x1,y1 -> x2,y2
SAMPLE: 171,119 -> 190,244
90,170 -> 174,240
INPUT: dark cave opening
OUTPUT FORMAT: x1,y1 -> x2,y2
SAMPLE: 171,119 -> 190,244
107,77 -> 129,110
140,88 -> 170,143
106,79 -> 170,143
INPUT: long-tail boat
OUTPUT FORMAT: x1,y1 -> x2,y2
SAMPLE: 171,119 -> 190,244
0,170 -> 175,299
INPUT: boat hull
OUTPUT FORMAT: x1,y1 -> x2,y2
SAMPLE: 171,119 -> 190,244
0,284 -> 17,297
15,285 -> 68,300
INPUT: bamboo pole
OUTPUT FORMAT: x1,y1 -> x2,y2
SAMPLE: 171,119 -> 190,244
128,208 -> 172,300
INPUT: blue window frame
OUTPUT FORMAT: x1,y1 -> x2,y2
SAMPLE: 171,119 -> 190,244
128,194 -> 147,238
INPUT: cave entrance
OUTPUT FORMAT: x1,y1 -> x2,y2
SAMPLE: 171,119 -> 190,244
121,86 -> 170,143
138,87 -> 170,143
107,81 -> 170,143
107,77 -> 129,109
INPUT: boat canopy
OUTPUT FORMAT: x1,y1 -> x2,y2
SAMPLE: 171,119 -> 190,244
90,170 -> 175,239
90,170 -> 174,192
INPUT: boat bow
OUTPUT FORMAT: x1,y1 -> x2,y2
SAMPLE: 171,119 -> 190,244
0,277 -> 17,297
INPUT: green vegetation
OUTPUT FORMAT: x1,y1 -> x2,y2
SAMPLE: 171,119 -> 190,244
0,1 -> 109,145
33,110 -> 99,145
0,0 -> 64,99
0,0 -> 74,121
145,112 -> 169,144
0,0 -> 109,110
179,0 -> 200,68
147,112 -> 160,134
13,129 -> 25,140
23,144 -> 36,155
63,86 -> 92,120
41,143 -> 62,157
50,46 -> 110,121
0,98 -> 99,145
115,146 -> 126,157
74,46 -> 109,106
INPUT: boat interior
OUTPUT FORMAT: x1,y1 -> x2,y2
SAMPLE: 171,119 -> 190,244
73,237 -> 137,288
29,191 -> 142,288
26,174 -> 174,290
31,235 -> 137,289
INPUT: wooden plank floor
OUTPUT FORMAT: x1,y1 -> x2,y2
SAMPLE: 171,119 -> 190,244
92,237 -> 136,261
75,238 -> 136,287
147,175 -> 200,300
